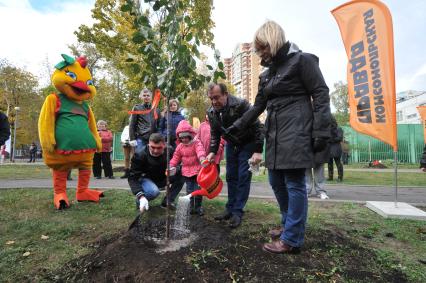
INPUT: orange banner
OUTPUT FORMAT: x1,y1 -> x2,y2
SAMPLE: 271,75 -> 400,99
417,106 -> 426,143
332,0 -> 397,150
128,89 -> 162,120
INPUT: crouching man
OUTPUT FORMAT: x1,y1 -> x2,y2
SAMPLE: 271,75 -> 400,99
128,133 -> 182,212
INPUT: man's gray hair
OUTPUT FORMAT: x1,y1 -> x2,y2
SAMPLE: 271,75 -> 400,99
139,88 -> 152,98
253,20 -> 286,57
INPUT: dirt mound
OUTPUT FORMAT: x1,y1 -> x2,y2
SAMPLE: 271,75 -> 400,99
47,208 -> 407,283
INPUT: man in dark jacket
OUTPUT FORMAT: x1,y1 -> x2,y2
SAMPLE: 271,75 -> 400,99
128,133 -> 183,212
206,83 -> 264,228
328,117 -> 344,182
0,111 -> 10,146
420,144 -> 426,172
129,88 -> 161,154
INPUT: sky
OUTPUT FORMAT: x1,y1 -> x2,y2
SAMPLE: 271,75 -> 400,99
0,0 -> 425,93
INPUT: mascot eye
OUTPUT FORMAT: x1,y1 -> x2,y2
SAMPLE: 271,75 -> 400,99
87,80 -> 94,86
66,71 -> 77,80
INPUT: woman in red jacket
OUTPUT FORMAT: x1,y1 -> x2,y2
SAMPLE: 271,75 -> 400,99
93,120 -> 114,179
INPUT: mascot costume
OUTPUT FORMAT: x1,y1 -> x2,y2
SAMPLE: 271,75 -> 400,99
38,54 -> 104,209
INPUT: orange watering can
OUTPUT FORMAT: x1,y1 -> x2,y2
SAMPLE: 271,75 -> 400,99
190,162 -> 223,199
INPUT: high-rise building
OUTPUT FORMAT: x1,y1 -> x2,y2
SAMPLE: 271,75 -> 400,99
223,43 -> 262,105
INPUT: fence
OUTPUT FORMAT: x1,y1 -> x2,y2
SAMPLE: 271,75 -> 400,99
111,124 -> 425,164
343,124 -> 424,163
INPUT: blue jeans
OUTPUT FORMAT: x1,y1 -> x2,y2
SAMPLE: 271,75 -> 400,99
268,168 -> 308,247
139,178 -> 161,201
225,142 -> 255,217
135,138 -> 147,155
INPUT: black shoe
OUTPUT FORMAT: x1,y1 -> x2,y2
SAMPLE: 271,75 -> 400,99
120,169 -> 129,179
229,215 -> 242,228
95,176 -> 102,179
337,177 -> 343,182
108,176 -> 115,179
327,178 -> 333,181
214,211 -> 232,221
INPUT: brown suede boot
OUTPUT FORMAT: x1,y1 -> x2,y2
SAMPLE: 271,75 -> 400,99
53,170 -> 70,210
76,169 -> 104,202
263,240 -> 301,254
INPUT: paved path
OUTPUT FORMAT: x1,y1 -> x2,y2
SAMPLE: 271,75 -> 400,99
1,178 -> 425,205
1,162 -> 423,173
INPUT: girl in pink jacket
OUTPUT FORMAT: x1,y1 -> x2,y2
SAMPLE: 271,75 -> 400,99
169,120 -> 206,215
196,114 -> 225,173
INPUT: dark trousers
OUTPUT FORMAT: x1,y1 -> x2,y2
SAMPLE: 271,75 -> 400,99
185,175 -> 203,210
93,152 -> 113,177
225,142 -> 255,217
328,157 -> 343,180
342,153 -> 349,165
29,152 -> 36,162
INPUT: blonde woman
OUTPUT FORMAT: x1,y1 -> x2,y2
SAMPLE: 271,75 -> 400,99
228,21 -> 332,253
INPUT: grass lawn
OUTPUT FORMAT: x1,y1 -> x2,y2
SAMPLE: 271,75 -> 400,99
247,170 -> 426,186
0,165 -> 52,179
1,188 -> 425,282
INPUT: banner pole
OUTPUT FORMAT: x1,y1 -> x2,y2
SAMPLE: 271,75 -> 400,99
394,150 -> 398,208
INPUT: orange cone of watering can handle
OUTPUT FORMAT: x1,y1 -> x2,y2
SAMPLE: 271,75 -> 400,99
191,163 -> 223,199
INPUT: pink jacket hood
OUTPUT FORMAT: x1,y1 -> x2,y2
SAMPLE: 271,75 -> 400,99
175,120 -> 196,140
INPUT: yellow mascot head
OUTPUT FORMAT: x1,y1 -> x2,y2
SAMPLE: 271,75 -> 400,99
51,54 -> 96,101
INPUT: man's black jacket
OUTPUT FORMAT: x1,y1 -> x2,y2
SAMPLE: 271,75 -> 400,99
0,112 -> 10,146
207,95 -> 264,154
128,145 -> 172,198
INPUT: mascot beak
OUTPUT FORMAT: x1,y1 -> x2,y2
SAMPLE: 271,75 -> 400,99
70,81 -> 91,94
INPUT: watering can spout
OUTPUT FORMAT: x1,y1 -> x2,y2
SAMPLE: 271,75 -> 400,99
190,189 -> 207,197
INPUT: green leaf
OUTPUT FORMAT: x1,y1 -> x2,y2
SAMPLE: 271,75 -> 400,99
120,4 -> 131,12
206,65 -> 213,70
131,63 -> 141,74
184,16 -> 191,25
178,45 -> 188,54
218,71 -> 226,79
153,1 -> 162,11
132,32 -> 144,43
218,62 -> 224,70
138,15 -> 150,26
185,33 -> 193,42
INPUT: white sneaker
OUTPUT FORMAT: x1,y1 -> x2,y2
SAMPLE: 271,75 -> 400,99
319,192 -> 330,200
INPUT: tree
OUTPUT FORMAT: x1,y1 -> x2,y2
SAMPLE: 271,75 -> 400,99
184,85 -> 210,123
330,81 -> 349,125
0,61 -> 42,147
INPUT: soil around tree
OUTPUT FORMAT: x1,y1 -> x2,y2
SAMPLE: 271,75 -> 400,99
44,207 -> 408,282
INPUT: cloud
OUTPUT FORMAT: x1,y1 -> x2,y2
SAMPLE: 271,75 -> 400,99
0,0 -> 95,85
